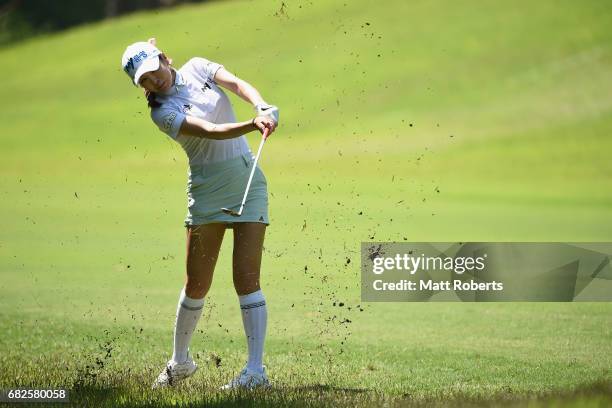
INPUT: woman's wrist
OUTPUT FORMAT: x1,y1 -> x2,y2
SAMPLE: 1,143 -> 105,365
251,117 -> 257,129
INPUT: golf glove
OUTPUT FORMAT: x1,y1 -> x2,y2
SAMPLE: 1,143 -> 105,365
255,103 -> 279,125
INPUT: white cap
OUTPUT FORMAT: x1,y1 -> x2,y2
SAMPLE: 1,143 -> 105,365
121,41 -> 162,86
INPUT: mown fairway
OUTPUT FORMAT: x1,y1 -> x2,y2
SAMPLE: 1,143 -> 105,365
1,0 -> 611,406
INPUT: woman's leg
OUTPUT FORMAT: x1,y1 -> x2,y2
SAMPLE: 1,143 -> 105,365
232,222 -> 268,374
172,223 -> 226,363
232,222 -> 266,294
185,223 -> 227,298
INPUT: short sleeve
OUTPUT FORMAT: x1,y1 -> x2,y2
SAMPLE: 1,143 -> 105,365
189,57 -> 224,82
150,107 -> 186,139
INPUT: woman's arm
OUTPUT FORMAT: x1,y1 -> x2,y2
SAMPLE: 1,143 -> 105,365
214,68 -> 266,106
179,115 -> 275,139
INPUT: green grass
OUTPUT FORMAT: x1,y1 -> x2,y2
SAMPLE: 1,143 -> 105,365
1,0 -> 611,406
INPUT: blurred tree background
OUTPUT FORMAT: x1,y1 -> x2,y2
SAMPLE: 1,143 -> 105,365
0,0 -> 208,47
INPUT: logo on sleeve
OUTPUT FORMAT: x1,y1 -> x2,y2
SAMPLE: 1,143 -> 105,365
162,112 -> 177,131
182,104 -> 193,113
202,82 -> 212,92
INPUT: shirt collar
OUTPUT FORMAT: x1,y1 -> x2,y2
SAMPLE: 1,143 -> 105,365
159,69 -> 185,95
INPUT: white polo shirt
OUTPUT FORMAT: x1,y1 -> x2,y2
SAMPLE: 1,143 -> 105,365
150,57 -> 251,165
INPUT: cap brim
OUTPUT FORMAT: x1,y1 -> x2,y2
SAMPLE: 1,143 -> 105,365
133,56 -> 160,86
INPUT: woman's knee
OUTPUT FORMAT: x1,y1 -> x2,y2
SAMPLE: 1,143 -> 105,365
185,277 -> 211,299
233,280 -> 261,296
185,259 -> 217,298
233,265 -> 262,294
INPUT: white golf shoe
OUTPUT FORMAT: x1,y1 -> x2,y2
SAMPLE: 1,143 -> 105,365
221,366 -> 270,390
152,356 -> 198,388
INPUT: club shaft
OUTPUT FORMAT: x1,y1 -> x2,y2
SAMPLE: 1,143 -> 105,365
238,129 -> 269,214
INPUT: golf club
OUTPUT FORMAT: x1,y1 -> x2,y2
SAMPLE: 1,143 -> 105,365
221,127 -> 270,217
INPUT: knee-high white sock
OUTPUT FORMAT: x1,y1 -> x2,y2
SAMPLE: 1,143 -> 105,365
172,288 -> 204,364
239,290 -> 267,373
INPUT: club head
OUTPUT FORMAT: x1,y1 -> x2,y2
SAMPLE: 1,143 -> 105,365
221,207 -> 241,217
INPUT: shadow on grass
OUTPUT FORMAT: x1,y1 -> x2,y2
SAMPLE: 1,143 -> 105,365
291,384 -> 369,393
69,382 -> 377,408
66,380 -> 612,408
398,381 -> 612,408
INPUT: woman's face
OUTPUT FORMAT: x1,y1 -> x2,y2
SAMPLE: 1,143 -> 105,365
138,56 -> 173,93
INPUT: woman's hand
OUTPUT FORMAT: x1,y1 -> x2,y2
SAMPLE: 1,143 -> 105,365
253,116 -> 276,135
255,104 -> 279,125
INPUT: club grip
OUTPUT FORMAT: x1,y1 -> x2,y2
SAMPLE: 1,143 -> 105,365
262,127 -> 270,140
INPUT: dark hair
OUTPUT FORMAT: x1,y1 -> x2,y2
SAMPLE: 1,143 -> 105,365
145,90 -> 161,109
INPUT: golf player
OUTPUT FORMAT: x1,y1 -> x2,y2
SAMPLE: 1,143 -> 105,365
121,39 -> 279,389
